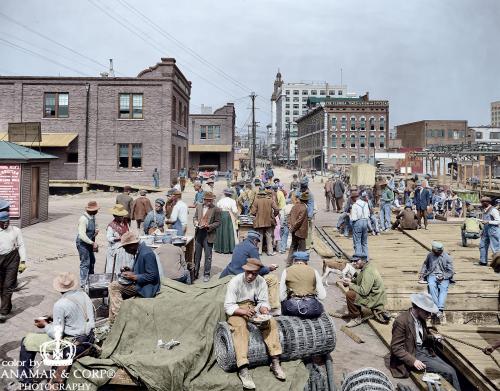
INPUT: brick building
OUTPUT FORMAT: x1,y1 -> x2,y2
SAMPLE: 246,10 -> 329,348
188,103 -> 235,171
0,58 -> 191,187
296,93 -> 389,169
396,120 -> 471,148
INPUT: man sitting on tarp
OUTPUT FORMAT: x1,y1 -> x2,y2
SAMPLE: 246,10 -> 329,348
108,232 -> 160,323
224,258 -> 286,389
219,230 -> 280,314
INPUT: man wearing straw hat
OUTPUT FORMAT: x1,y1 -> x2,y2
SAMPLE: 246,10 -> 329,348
17,272 -> 95,385
76,201 -> 99,288
388,292 -> 460,390
224,258 -> 285,389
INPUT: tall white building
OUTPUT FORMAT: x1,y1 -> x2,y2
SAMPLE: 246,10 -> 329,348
270,71 -> 356,164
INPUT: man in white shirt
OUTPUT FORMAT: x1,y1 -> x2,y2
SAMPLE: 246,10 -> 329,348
350,190 -> 370,258
166,190 -> 188,236
0,210 -> 27,322
478,196 -> 500,266
224,258 -> 285,389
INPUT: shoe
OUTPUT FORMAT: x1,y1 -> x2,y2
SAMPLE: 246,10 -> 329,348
267,252 -> 276,256
329,312 -> 351,319
437,311 -> 444,319
203,275 -> 210,282
345,316 -> 363,328
474,262 -> 488,267
0,314 -> 7,323
417,279 -> 427,284
238,367 -> 256,389
270,358 -> 286,380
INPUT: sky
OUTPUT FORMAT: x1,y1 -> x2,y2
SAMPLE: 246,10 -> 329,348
1,0 -> 499,137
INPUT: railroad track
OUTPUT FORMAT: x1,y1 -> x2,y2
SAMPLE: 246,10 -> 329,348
315,226 -> 345,258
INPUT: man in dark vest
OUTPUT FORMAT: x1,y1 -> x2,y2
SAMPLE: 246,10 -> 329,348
76,201 -> 99,288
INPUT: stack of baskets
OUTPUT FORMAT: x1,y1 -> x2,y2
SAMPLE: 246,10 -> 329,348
341,368 -> 394,391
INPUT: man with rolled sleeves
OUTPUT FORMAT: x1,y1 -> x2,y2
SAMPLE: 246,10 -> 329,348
224,258 -> 285,389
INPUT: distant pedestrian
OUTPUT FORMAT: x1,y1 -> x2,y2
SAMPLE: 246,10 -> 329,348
413,181 -> 432,229
324,176 -> 334,212
76,201 -> 99,288
152,168 -> 160,188
332,175 -> 345,212
380,180 -> 394,231
179,168 -> 187,191
350,191 -> 369,258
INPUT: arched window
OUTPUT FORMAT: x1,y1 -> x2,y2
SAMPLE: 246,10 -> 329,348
350,134 -> 356,148
331,155 -> 337,164
331,134 -> 337,148
360,135 -> 366,148
341,116 -> 347,129
380,134 -> 385,148
360,117 -> 366,131
340,134 -> 347,147
369,134 -> 375,148
380,117 -> 385,131
350,155 -> 356,163
369,117 -> 375,131
331,117 -> 337,128
350,116 -> 356,131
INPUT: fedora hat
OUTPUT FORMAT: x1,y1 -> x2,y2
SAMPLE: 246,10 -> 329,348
242,258 -> 264,272
410,292 -> 438,314
203,191 -> 216,200
110,204 -> 128,217
119,231 -> 140,248
86,200 -> 99,212
480,196 -> 492,203
299,191 -> 309,202
53,272 -> 78,293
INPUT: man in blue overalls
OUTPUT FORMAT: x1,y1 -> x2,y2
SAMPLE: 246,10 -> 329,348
478,196 -> 500,266
76,201 -> 99,288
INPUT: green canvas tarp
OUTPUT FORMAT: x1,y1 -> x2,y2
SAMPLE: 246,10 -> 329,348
67,277 -> 309,390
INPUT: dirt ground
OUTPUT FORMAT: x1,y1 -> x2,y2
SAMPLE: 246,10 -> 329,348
0,166 -> 414,389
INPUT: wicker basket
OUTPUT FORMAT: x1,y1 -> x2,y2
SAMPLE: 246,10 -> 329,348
341,368 -> 394,391
214,313 -> 336,372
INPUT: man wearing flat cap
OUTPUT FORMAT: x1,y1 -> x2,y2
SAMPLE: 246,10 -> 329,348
0,209 -> 27,322
387,293 -> 461,389
224,258 -> 285,389
418,241 -> 455,320
143,198 -> 166,235
478,196 -> 500,266
76,201 -> 99,288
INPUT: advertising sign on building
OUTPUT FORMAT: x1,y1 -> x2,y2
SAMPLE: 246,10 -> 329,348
0,164 -> 21,217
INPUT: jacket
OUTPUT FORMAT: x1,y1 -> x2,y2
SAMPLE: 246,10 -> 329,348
324,180 -> 333,195
131,196 -> 153,220
219,238 -> 270,278
251,193 -> 279,228
387,309 -> 436,378
193,204 -> 221,243
333,180 -> 345,199
398,209 -> 418,230
133,242 -> 160,298
350,262 -> 386,310
116,193 -> 134,215
289,202 -> 308,239
413,187 -> 431,211
420,252 -> 455,281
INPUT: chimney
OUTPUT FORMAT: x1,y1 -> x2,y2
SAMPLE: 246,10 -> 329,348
109,59 -> 115,77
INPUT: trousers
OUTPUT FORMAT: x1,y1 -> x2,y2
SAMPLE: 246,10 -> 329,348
416,209 -> 428,228
0,249 -> 20,315
335,197 -> 344,213
287,233 -> 306,266
479,225 -> 500,265
325,194 -> 335,211
194,228 -> 213,278
108,282 -> 138,323
415,347 -> 461,390
263,274 -> 280,309
427,275 -> 449,311
380,203 -> 392,230
227,302 -> 282,368
352,219 -> 369,257
279,223 -> 289,253
258,227 -> 274,255
345,289 -> 361,317
76,241 -> 95,288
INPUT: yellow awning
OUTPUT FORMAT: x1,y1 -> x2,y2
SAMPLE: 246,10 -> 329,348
189,144 -> 232,153
0,132 -> 78,147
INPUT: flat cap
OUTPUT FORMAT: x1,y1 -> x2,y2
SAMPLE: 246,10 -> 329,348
431,241 -> 444,250
293,251 -> 309,262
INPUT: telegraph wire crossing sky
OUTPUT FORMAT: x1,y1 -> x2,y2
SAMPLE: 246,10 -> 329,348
0,0 -> 499,136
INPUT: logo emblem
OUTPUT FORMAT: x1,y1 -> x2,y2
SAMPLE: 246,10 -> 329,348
40,325 -> 77,366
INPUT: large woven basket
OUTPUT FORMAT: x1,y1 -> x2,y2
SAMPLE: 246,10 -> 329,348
214,313 -> 336,372
341,368 -> 394,391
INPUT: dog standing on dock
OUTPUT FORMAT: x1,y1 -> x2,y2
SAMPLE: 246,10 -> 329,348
322,258 -> 356,286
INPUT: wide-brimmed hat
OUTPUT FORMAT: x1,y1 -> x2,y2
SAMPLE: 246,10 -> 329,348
300,191 -> 309,202
242,258 -> 264,272
247,230 -> 261,241
155,198 -> 166,207
204,192 -> 216,200
119,231 -> 140,248
86,201 -> 99,212
410,292 -> 439,314
173,190 -> 182,196
350,253 -> 368,262
53,272 -> 78,293
480,196 -> 492,203
123,185 -> 132,192
350,190 -> 359,198
206,178 -> 214,184
0,211 -> 9,222
110,204 -> 128,217
293,251 -> 309,262
0,198 -> 10,210
416,180 -> 422,186
223,188 -> 233,196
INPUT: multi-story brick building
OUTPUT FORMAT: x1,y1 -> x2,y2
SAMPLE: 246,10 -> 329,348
0,58 -> 190,187
396,120 -> 471,148
296,93 -> 389,169
188,103 -> 235,171
491,101 -> 500,127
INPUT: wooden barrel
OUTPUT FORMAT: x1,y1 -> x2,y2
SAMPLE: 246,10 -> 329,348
214,313 -> 336,372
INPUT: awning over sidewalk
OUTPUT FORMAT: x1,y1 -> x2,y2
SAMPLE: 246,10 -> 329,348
189,144 -> 232,153
0,132 -> 78,147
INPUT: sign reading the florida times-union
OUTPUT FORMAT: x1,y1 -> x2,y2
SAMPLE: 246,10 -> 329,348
0,164 -> 21,217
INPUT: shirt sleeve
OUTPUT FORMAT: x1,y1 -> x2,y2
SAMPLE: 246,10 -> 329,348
106,226 -> 116,244
255,278 -> 271,312
78,216 -> 94,245
44,301 -> 66,339
489,208 -> 500,225
350,269 -> 375,297
169,204 -> 179,222
15,228 -> 27,263
279,269 -> 288,301
314,270 -> 327,300
224,277 -> 240,316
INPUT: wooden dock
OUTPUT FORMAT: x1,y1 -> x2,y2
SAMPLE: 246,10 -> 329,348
321,223 -> 500,390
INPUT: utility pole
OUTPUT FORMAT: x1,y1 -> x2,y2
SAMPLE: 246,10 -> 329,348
250,92 -> 257,173
286,120 -> 291,166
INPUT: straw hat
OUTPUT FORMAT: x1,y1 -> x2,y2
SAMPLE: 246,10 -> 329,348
299,192 -> 309,202
203,192 -> 216,200
410,293 -> 438,314
53,272 -> 78,293
118,231 -> 140,248
242,258 -> 264,272
86,201 -> 99,212
110,204 -> 128,217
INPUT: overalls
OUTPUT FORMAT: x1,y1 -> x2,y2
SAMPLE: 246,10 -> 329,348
479,207 -> 500,265
76,215 -> 96,287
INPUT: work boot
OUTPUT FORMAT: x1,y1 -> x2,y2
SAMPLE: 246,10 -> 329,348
270,357 -> 286,380
0,314 -> 7,323
238,367 -> 255,389
203,275 -> 210,283
345,316 -> 363,328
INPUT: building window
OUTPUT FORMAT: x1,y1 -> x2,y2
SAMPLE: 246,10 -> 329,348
360,117 -> 366,131
320,90 -> 326,95
331,117 -> 337,128
380,135 -> 385,148
475,131 -> 482,139
293,110 -> 299,115
360,135 -> 366,148
341,117 -> 347,129
370,117 -> 375,130
285,110 -> 290,115
340,155 -> 348,164
350,155 -> 356,163
119,93 -> 143,119
491,132 -> 500,139
200,125 -> 221,140
172,145 -> 176,169
379,117 -> 385,130
178,146 -> 182,170
118,143 -> 142,169
331,155 -> 337,164
302,90 -> 308,95
331,134 -> 337,148
302,104 -> 307,109
285,97 -> 290,102
293,97 -> 299,102
302,97 -> 308,102
341,134 -> 347,148
293,90 -> 299,95
350,116 -> 356,131
66,152 -> 78,163
285,90 -> 290,95
350,134 -> 356,148
360,154 -> 366,162
285,116 -> 290,122
311,90 -> 317,95
369,134 -> 375,148
285,104 -> 290,108
329,90 -> 335,96
338,90 -> 343,96
172,96 -> 177,122
44,92 -> 69,118
293,104 -> 299,109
